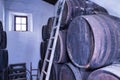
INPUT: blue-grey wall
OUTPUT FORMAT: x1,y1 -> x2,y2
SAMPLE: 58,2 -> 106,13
0,0 -> 5,28
4,0 -> 120,69
91,0 -> 120,18
5,0 -> 55,69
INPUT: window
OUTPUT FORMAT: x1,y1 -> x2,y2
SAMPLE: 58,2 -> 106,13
9,12 -> 33,32
14,16 -> 28,31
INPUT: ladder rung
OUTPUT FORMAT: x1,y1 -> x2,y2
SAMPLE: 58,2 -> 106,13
50,37 -> 55,40
55,25 -> 59,28
48,48 -> 53,50
32,74 -> 38,76
42,70 -> 47,75
45,59 -> 50,62
53,27 -> 57,29
31,69 -> 38,70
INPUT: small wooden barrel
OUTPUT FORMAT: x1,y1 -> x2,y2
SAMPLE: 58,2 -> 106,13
88,64 -> 120,80
67,14 -> 120,69
40,40 -> 48,60
0,21 -> 3,31
0,31 -> 7,49
0,50 -> 8,72
47,17 -> 55,28
42,25 -> 49,41
46,17 -> 55,39
38,59 -> 43,73
42,17 -> 55,41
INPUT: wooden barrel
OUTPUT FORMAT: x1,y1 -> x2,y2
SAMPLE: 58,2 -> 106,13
40,30 -> 68,63
46,17 -> 55,39
47,17 -> 55,28
0,31 -> 7,49
50,63 -> 63,80
0,21 -> 3,31
40,40 -> 48,60
38,59 -> 43,73
38,62 -> 62,80
54,30 -> 69,63
84,0 -> 108,14
88,64 -> 120,80
59,63 -> 82,80
67,14 -> 120,69
42,25 -> 49,41
61,0 -> 84,27
59,63 -> 90,80
61,0 -> 108,27
42,17 -> 55,41
0,50 -> 8,72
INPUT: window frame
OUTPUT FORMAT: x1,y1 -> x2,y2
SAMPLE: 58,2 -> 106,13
14,15 -> 28,32
8,11 -> 33,32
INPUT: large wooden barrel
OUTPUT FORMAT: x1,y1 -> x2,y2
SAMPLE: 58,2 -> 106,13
40,30 -> 68,63
59,63 -> 90,80
54,30 -> 69,63
84,0 -> 108,14
59,63 -> 82,80
50,63 -> 63,80
67,14 -> 120,69
88,64 -> 120,80
61,0 -> 84,27
61,0 -> 108,27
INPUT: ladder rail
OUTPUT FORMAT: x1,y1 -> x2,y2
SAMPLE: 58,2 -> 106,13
40,11 -> 58,80
40,0 -> 66,80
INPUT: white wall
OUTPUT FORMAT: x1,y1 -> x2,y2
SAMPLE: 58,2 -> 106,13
91,0 -> 120,18
0,0 -> 5,29
5,0 -> 55,69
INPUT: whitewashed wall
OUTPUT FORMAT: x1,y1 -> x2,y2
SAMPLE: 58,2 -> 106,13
91,0 -> 120,18
5,0 -> 55,69
0,0 -> 5,29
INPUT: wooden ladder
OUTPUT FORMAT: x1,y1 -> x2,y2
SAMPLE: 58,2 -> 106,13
40,0 -> 65,80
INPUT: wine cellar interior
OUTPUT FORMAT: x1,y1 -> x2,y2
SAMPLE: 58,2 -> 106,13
0,0 -> 120,80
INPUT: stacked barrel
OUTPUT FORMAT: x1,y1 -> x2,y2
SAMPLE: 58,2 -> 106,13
39,0 -> 120,80
0,21 -> 8,80
66,14 -> 120,80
